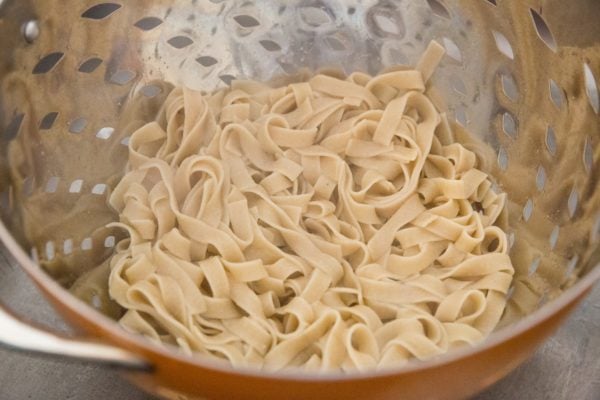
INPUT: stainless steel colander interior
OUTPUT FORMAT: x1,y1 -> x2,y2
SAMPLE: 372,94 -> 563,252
0,0 -> 599,330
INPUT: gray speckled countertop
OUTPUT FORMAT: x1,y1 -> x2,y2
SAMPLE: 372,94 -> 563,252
0,243 -> 599,400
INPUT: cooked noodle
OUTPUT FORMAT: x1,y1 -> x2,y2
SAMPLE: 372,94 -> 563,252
108,41 -> 514,371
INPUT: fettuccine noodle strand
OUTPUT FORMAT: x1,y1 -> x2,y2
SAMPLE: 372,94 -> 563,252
108,41 -> 514,371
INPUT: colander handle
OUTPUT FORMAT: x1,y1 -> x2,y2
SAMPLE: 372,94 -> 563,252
0,303 -> 151,371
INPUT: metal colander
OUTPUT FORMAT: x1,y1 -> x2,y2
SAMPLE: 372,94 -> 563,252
0,0 -> 599,391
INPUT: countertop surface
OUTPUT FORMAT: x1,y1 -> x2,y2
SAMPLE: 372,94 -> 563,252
0,244 -> 599,400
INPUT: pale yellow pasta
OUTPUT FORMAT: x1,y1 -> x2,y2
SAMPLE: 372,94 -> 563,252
108,41 -> 514,371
